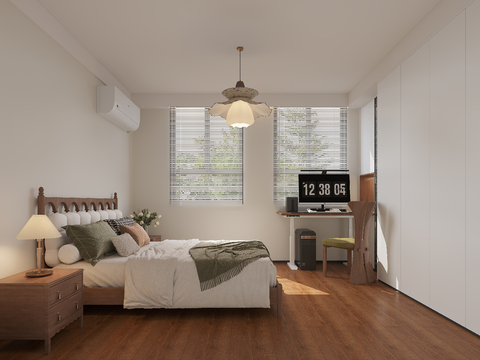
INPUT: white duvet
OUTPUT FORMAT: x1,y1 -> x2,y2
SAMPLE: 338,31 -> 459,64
55,239 -> 277,309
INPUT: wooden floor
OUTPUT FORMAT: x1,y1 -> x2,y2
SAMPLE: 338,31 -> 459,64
1,262 -> 480,359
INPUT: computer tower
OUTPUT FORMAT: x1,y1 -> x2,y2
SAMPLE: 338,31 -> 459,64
295,228 -> 316,270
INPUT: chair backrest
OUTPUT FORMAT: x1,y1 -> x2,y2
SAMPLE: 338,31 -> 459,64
348,201 -> 376,284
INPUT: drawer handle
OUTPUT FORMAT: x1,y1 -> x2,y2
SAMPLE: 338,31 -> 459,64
57,291 -> 62,300
57,313 -> 62,322
76,302 -> 79,310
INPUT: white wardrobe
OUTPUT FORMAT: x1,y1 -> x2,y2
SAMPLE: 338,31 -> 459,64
377,0 -> 480,335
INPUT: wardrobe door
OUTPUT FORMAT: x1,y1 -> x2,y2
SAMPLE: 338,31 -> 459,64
466,0 -> 480,335
400,42 -> 430,305
377,66 -> 401,288
429,11 -> 466,326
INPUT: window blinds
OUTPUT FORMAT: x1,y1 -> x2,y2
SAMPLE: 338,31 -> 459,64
273,107 -> 347,204
170,107 -> 244,204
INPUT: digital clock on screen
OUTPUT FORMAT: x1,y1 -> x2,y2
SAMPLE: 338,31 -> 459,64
298,174 -> 350,203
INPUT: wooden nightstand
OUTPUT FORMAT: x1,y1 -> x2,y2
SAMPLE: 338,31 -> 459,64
150,235 -> 162,241
0,268 -> 83,355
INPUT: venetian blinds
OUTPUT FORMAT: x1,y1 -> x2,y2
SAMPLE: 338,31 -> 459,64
170,107 -> 244,204
273,107 -> 347,204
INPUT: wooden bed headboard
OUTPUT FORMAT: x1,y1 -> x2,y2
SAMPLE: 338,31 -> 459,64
37,187 -> 118,215
37,187 -> 119,268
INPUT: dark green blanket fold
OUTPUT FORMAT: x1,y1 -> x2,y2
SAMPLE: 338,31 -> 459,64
189,240 -> 271,291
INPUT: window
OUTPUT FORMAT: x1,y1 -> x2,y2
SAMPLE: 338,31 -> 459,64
273,107 -> 347,204
170,107 -> 243,205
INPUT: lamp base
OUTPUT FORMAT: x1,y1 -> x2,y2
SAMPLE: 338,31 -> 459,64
25,269 -> 53,278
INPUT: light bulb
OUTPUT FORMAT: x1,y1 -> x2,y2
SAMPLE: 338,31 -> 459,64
226,100 -> 254,128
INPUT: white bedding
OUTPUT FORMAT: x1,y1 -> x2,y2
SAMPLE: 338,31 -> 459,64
55,239 -> 277,309
55,252 -> 128,287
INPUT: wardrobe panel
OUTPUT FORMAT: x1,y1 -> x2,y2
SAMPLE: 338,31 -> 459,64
400,42 -> 430,305
377,66 -> 402,289
429,11 -> 466,326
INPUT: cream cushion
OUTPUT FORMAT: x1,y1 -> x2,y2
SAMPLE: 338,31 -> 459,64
58,244 -> 83,264
111,233 -> 140,257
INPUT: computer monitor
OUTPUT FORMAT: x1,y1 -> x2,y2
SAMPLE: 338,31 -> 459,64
298,171 -> 350,210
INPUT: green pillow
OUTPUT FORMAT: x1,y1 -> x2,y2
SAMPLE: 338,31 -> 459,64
63,221 -> 117,266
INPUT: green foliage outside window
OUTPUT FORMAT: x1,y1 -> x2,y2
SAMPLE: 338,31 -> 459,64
274,107 -> 347,202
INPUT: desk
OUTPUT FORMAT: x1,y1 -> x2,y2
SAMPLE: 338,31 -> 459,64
277,211 -> 354,270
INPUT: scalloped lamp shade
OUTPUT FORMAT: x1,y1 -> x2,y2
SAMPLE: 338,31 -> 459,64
209,47 -> 271,127
210,96 -> 272,128
16,215 -> 61,277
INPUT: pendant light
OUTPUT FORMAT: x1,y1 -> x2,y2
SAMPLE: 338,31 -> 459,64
209,47 -> 271,128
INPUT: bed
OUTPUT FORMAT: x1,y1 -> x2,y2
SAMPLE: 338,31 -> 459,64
37,187 -> 282,317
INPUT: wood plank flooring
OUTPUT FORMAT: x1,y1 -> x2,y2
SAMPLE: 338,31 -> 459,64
1,262 -> 480,359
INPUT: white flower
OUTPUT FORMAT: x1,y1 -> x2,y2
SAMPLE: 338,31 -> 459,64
138,212 -> 143,217
157,215 -> 162,219
129,214 -> 134,218
147,212 -> 151,217
155,221 -> 159,226
139,220 -> 144,225
153,224 -> 157,228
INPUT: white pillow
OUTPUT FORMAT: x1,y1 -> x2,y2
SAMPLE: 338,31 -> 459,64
58,244 -> 83,264
111,233 -> 140,257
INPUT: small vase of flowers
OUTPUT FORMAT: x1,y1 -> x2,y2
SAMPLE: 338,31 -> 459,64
130,209 -> 161,233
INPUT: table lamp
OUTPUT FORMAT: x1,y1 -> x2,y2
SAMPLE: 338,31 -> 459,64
16,215 -> 61,277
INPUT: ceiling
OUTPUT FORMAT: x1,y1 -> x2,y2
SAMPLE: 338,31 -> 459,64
35,0 -> 442,95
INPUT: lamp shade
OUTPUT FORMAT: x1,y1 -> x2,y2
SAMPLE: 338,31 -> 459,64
209,86 -> 272,123
16,215 -> 61,240
226,100 -> 255,128
209,47 -> 271,127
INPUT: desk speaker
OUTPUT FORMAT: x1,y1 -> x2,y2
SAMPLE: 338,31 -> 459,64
286,197 -> 298,212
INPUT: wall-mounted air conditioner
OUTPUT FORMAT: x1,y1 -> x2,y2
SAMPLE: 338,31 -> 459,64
96,86 -> 140,132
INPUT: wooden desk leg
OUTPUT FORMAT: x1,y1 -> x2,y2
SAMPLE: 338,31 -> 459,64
348,217 -> 354,238
288,217 -> 298,270
79,315 -> 83,328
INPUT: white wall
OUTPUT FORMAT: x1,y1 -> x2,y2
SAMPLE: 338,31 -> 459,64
466,0 -> 480,336
0,1 -> 131,279
376,1 -> 480,334
132,106 -> 360,262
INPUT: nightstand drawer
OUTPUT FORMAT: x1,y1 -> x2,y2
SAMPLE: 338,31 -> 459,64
49,290 -> 83,329
50,274 -> 82,306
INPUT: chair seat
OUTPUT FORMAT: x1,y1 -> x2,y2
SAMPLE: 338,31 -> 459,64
322,237 -> 354,250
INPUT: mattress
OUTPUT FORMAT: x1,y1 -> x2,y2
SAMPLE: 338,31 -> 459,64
54,240 -> 277,289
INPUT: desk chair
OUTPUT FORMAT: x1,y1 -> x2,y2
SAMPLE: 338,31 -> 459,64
322,201 -> 376,285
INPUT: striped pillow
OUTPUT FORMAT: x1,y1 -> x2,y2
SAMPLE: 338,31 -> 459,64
104,216 -> 134,235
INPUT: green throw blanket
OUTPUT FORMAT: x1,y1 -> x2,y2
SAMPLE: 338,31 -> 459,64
189,240 -> 271,291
